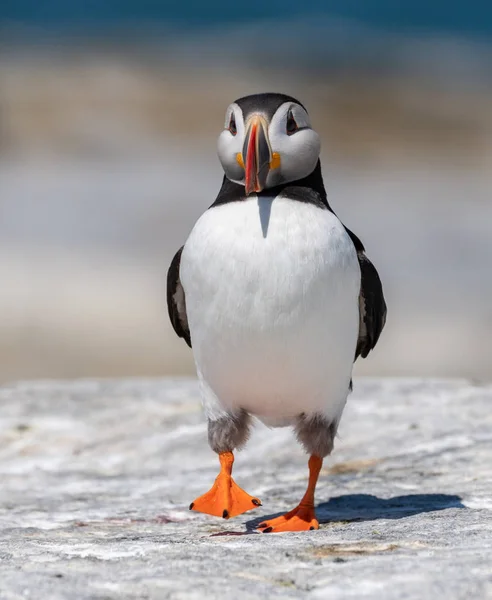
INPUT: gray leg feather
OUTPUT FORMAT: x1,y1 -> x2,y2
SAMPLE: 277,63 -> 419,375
294,413 -> 338,458
208,410 -> 251,454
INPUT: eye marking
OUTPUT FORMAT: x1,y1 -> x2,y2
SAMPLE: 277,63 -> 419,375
286,109 -> 299,135
228,113 -> 237,136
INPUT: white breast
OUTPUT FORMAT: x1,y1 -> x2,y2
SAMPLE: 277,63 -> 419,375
180,195 -> 360,426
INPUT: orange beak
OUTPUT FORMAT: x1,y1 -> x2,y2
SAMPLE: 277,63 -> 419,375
243,115 -> 272,195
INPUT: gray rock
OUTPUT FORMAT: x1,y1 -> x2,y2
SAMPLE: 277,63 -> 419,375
0,378 -> 490,599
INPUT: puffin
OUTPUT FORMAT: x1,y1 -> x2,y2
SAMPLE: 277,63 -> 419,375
167,93 -> 387,533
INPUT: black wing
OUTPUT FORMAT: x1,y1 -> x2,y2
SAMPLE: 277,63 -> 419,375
166,246 -> 191,348
345,227 -> 387,361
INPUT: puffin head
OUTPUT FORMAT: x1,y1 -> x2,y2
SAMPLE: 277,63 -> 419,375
217,93 -> 321,195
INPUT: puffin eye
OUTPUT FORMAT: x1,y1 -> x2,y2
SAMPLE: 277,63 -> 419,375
286,110 -> 298,135
228,114 -> 237,136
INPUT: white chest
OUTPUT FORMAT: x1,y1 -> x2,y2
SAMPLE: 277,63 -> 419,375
180,196 -> 360,423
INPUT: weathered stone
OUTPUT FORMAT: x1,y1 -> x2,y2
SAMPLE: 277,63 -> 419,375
0,378 -> 490,599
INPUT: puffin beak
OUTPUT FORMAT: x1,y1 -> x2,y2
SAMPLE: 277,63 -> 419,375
243,115 -> 272,195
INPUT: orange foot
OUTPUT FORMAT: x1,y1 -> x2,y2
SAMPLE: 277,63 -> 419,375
190,451 -> 261,519
257,504 -> 319,533
257,455 -> 323,533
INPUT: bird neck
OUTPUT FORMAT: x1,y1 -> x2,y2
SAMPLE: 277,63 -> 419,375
211,160 -> 332,210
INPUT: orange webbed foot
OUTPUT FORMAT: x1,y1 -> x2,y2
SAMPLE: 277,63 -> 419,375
257,504 -> 319,533
190,451 -> 261,519
257,454 -> 323,533
190,476 -> 261,519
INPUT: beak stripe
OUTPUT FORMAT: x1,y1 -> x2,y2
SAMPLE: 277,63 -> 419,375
243,115 -> 273,195
245,121 -> 258,195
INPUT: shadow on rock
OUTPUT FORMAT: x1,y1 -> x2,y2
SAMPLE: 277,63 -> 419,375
244,493 -> 464,530
317,493 -> 465,523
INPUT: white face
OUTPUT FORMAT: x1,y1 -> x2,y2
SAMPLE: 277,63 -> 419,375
217,101 -> 321,194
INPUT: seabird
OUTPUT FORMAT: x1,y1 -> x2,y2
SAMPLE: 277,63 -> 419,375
167,93 -> 387,532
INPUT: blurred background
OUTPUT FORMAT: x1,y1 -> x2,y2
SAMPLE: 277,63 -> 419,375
1,2 -> 491,384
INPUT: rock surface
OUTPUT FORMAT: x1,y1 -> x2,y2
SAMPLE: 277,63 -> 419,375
0,378 -> 491,599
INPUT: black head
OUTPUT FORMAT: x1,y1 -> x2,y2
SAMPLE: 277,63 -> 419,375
217,93 -> 321,194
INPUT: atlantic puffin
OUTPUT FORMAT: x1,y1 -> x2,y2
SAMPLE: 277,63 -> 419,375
167,93 -> 387,533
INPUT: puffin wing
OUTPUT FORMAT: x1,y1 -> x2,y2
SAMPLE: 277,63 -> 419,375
344,227 -> 387,360
356,252 -> 387,359
166,246 -> 191,348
